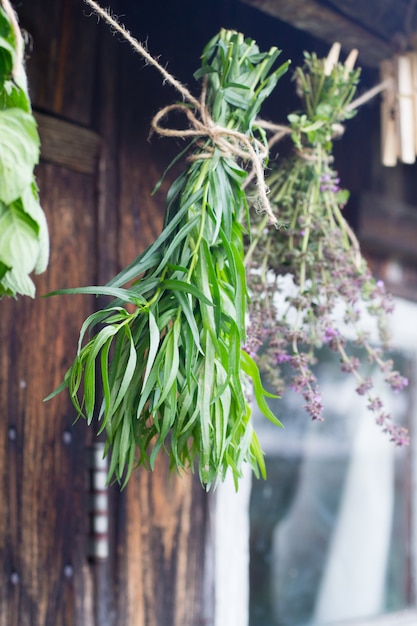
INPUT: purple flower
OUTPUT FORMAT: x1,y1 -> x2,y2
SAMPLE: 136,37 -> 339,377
385,371 -> 409,393
323,326 -> 338,343
367,396 -> 383,411
378,417 -> 410,446
340,356 -> 360,373
356,377 -> 373,396
320,174 -> 340,193
276,354 -> 291,363
303,389 -> 324,421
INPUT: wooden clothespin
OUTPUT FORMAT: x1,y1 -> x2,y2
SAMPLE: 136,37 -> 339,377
380,53 -> 417,166
324,42 -> 341,75
408,51 -> 417,159
397,54 -> 415,164
324,42 -> 358,77
380,59 -> 399,166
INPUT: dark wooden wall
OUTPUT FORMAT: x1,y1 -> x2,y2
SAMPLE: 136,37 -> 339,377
0,1 -> 211,624
1,0 -> 416,625
0,1 -> 99,624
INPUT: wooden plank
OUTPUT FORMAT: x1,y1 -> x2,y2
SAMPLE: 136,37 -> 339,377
115,467 -> 207,626
0,165 -> 97,626
0,2 -> 101,623
326,0 -> 412,43
19,0 -> 99,125
87,21 -> 121,626
107,21 -> 211,624
93,20 -> 121,286
114,38 -> 172,272
240,0 -> 394,67
35,111 -> 100,175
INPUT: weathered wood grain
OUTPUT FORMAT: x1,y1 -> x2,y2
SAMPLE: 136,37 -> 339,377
240,0 -> 394,66
1,2 -> 211,625
0,165 -> 97,626
105,24 -> 210,623
34,112 -> 100,175
19,0 -> 99,125
1,1 -> 100,624
114,464 -> 207,626
327,0 -> 416,43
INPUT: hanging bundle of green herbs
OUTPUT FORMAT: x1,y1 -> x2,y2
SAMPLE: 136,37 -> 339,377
47,29 -> 290,488
246,47 -> 409,445
0,1 -> 48,298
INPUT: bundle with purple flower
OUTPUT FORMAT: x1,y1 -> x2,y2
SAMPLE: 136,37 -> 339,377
245,47 -> 409,445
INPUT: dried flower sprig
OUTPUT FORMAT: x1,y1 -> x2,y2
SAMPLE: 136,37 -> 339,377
246,47 -> 409,445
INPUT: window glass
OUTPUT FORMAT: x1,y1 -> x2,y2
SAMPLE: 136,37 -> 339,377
250,346 -> 412,626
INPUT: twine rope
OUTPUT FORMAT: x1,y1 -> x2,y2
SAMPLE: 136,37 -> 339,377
83,0 -> 394,227
83,0 -> 278,224
257,75 -> 392,149
84,1 -> 200,109
347,77 -> 394,111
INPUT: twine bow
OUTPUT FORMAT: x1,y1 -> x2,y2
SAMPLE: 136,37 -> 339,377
83,0 -> 394,228
150,77 -> 280,224
84,0 -> 279,225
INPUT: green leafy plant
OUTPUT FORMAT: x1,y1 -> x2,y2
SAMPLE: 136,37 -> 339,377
0,3 -> 48,298
47,29 -> 289,488
246,50 -> 409,444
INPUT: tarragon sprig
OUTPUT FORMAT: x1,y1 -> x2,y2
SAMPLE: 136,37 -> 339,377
47,29 -> 289,489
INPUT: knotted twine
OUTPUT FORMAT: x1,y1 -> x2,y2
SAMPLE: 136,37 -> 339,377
83,0 -> 394,229
83,0 -> 279,226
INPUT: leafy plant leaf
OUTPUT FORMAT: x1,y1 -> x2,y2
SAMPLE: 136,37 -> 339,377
0,108 -> 40,204
0,7 -> 48,299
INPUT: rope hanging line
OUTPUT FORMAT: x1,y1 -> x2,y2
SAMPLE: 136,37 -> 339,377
83,0 -> 396,221
84,1 -> 200,109
347,77 -> 394,111
83,0 -> 278,225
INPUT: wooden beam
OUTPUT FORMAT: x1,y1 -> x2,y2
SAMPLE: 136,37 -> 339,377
34,111 -> 101,175
240,0 -> 394,67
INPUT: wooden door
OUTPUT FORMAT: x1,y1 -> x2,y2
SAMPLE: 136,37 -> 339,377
0,1 -> 209,624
